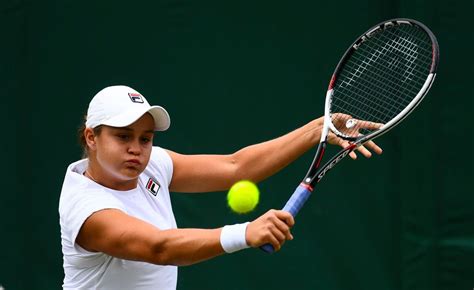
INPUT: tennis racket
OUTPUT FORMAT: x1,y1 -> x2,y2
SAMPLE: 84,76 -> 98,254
261,18 -> 439,253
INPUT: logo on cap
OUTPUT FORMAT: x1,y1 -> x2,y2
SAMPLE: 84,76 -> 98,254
128,93 -> 144,104
146,177 -> 161,196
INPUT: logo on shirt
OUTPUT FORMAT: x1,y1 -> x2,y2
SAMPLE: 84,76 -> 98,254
146,177 -> 161,196
128,92 -> 144,104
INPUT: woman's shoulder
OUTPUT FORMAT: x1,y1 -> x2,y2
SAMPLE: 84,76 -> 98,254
149,146 -> 173,167
146,146 -> 174,184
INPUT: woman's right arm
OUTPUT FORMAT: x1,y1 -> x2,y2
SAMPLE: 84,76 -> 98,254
76,208 -> 294,266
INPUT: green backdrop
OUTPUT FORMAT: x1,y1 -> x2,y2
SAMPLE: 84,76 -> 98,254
1,0 -> 473,289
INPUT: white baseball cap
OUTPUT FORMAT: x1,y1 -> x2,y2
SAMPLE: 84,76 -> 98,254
85,85 -> 170,131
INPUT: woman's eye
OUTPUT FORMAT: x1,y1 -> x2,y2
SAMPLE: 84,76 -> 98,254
118,134 -> 129,140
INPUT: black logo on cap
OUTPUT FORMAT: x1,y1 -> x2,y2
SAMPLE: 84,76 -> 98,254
128,93 -> 144,103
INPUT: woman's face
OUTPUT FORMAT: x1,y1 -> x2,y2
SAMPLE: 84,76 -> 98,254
90,113 -> 155,188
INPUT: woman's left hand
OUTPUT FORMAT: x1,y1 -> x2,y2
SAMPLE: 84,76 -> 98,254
326,113 -> 383,160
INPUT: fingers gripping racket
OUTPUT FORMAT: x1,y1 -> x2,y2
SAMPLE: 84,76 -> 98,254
261,18 -> 439,253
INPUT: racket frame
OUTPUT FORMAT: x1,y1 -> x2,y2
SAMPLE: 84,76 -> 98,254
260,18 -> 439,254
304,18 -> 439,187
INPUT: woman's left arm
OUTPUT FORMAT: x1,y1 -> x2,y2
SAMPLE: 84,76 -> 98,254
167,117 -> 381,193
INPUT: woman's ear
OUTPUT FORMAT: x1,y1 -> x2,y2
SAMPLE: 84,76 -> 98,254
84,127 -> 97,151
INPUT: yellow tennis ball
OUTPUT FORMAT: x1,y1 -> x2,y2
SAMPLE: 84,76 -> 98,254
227,180 -> 260,214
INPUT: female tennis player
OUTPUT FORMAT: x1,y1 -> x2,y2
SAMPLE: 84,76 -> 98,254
59,85 -> 382,289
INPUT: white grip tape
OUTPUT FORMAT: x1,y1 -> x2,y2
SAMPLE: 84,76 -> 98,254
220,222 -> 250,253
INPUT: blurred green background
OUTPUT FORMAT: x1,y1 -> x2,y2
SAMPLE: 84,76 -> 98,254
1,0 -> 473,289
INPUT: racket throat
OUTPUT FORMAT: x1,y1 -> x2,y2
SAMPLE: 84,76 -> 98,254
310,145 -> 355,185
303,142 -> 327,184
299,182 -> 314,192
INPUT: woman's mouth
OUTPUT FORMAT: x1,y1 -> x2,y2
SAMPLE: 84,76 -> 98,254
125,159 -> 141,166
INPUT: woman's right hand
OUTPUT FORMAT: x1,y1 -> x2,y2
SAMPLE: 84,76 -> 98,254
246,209 -> 295,252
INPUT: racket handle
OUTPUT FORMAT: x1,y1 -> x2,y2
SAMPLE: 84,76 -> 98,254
260,184 -> 313,254
282,183 -> 313,217
260,243 -> 275,253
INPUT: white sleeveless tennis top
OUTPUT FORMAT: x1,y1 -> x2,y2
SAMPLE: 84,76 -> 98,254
59,147 -> 177,290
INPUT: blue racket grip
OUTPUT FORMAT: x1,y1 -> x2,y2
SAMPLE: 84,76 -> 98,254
260,184 -> 313,253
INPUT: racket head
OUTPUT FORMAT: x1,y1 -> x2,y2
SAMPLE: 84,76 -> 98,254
325,18 -> 439,143
260,20 -> 440,254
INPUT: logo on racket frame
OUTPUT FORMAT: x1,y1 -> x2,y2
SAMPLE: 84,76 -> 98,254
353,20 -> 409,50
317,149 -> 351,180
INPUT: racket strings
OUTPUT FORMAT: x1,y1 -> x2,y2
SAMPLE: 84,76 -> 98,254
330,23 -> 433,137
335,26 -> 431,119
338,28 -> 429,115
344,51 -> 428,97
337,61 -> 418,122
345,30 -> 432,91
339,62 -> 416,111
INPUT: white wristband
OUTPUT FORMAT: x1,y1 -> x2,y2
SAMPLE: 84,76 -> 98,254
220,222 -> 250,253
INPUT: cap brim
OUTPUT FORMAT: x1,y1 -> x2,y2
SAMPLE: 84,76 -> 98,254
148,106 -> 171,131
101,105 -> 170,131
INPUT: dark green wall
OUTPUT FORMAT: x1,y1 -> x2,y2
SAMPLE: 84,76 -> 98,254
1,0 -> 472,289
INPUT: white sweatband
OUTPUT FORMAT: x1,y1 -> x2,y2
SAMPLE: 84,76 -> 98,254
220,222 -> 250,253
